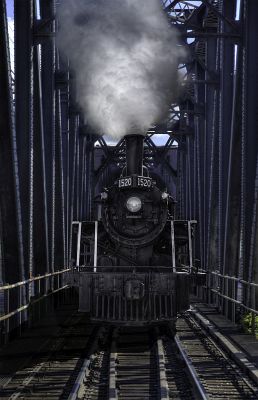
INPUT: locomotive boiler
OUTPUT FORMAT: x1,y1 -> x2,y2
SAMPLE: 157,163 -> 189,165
65,134 -> 197,326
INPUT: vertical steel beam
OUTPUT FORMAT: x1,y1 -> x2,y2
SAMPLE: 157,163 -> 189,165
223,46 -> 242,280
85,137 -> 95,220
76,221 -> 82,268
94,220 -> 98,272
15,0 -> 34,280
195,62 -> 205,268
242,0 -> 258,307
55,80 -> 66,267
80,135 -> 86,220
56,60 -> 70,265
170,221 -> 176,273
40,0 -> 56,271
68,112 -> 79,261
204,8 -> 220,272
62,69 -> 70,265
0,0 -> 24,285
75,133 -> 83,221
218,1 -> 236,275
33,42 -> 50,275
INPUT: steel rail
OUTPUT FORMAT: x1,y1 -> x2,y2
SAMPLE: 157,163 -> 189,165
109,332 -> 118,400
191,309 -> 258,388
157,338 -> 169,400
174,334 -> 209,400
2,314 -> 101,400
68,327 -> 105,400
176,313 -> 258,399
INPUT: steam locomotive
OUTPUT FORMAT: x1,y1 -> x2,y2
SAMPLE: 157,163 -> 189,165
65,134 -> 197,326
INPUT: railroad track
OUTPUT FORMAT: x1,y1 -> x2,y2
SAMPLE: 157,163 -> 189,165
75,317 -> 258,400
78,327 -> 195,400
0,312 -> 103,399
176,313 -> 258,399
2,312 -> 258,399
110,328 -> 159,399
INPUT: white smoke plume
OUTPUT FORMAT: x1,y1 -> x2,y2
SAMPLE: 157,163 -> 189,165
57,0 -> 185,139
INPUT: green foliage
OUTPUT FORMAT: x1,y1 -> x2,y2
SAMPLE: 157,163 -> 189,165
241,313 -> 258,338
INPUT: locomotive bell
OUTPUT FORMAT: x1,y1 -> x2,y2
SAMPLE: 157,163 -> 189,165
125,134 -> 144,176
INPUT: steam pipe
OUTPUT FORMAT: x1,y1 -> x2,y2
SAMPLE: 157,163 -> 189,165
125,134 -> 144,176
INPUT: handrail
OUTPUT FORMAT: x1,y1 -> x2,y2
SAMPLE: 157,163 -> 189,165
0,268 -> 72,338
0,285 -> 68,322
210,288 -> 258,315
0,268 -> 71,291
210,270 -> 258,288
201,270 -> 258,328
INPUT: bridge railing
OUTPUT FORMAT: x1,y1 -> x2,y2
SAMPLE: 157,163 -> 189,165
0,268 -> 71,343
202,271 -> 258,334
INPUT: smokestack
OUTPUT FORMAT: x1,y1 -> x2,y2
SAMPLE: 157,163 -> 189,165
125,134 -> 144,176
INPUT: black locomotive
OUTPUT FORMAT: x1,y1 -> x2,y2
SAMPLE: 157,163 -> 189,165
66,134 -> 197,326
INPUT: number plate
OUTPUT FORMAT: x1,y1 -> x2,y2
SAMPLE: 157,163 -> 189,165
137,177 -> 152,188
118,177 -> 132,188
118,176 -> 152,188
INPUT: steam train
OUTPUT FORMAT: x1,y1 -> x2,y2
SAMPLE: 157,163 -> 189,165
65,134 -> 198,326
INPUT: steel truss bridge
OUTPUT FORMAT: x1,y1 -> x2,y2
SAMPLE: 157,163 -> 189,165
0,0 -> 258,337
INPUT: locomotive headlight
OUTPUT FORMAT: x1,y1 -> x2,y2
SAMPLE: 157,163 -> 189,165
126,196 -> 142,213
